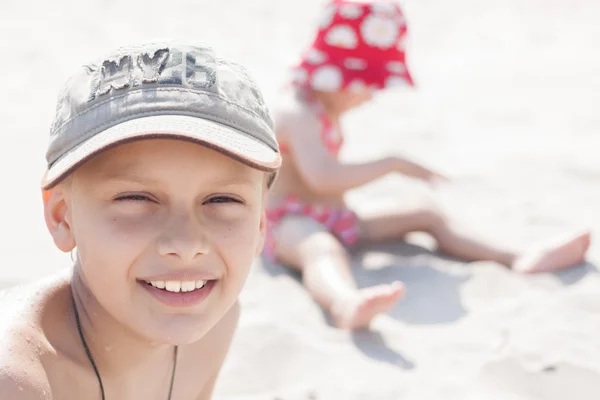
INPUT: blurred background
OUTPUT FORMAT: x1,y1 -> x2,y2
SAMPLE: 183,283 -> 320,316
1,0 -> 599,399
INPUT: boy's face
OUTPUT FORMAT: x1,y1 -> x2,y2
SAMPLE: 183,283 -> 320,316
45,139 -> 267,344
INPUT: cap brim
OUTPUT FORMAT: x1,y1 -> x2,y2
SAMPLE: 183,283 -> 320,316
41,115 -> 281,190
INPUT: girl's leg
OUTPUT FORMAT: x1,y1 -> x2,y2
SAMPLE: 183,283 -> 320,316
358,199 -> 590,273
273,215 -> 404,329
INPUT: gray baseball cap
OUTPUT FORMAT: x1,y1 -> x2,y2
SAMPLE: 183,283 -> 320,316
42,41 -> 281,190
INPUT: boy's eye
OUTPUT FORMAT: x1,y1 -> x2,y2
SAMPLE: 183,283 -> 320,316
114,194 -> 153,202
205,196 -> 242,205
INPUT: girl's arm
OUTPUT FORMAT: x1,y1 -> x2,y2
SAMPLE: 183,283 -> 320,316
286,115 -> 444,195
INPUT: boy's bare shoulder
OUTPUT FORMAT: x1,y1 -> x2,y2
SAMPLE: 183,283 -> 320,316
0,285 -> 50,399
0,272 -> 72,399
0,369 -> 49,400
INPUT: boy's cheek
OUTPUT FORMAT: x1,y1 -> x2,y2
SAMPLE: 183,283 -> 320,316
221,219 -> 262,252
74,220 -> 154,269
219,224 -> 259,270
84,210 -> 161,240
83,220 -> 152,248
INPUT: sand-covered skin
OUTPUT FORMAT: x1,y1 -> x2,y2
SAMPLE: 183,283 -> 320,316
1,0 -> 599,398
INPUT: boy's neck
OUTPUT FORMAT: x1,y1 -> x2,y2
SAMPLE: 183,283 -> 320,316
70,265 -> 175,380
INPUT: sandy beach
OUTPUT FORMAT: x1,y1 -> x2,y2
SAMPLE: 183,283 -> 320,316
1,0 -> 599,398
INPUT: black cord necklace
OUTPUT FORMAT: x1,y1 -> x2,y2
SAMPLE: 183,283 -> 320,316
72,296 -> 178,399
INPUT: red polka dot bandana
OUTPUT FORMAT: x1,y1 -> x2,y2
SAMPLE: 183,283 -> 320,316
292,0 -> 414,92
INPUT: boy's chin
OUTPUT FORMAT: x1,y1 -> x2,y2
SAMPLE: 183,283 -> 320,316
133,312 -> 224,346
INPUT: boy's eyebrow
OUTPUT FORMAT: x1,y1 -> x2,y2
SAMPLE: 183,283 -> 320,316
97,170 -> 160,185
207,175 -> 258,186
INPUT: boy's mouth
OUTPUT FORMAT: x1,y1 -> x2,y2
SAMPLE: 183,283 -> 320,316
142,279 -> 207,293
139,278 -> 216,307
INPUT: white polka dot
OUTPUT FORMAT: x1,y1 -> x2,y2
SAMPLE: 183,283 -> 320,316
344,57 -> 368,70
371,2 -> 398,17
386,61 -> 406,74
311,65 -> 343,91
319,4 -> 337,29
348,79 -> 367,92
385,76 -> 410,88
339,4 -> 363,19
306,48 -> 327,65
325,25 -> 359,49
360,15 -> 399,49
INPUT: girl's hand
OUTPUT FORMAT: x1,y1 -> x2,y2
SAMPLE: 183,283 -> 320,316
391,156 -> 449,184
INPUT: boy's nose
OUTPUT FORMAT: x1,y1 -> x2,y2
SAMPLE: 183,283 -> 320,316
156,213 -> 209,263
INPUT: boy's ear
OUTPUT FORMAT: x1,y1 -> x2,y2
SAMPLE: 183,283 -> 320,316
42,187 -> 76,253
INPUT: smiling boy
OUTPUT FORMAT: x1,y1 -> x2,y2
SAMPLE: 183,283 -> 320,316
0,41 -> 280,399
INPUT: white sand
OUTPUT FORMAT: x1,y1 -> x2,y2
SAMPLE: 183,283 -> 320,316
1,0 -> 599,398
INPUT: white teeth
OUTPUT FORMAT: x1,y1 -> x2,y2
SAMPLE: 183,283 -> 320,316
150,280 -> 165,289
147,279 -> 209,292
181,281 -> 196,292
165,281 -> 181,293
